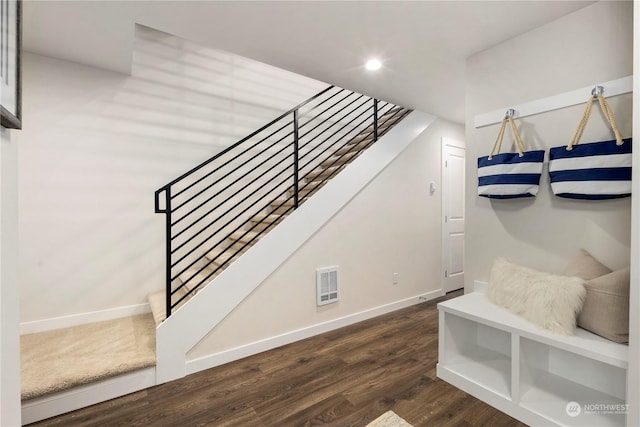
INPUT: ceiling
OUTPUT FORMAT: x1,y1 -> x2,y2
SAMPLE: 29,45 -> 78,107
23,1 -> 595,124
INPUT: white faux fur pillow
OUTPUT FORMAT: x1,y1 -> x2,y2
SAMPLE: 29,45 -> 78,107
487,258 -> 586,335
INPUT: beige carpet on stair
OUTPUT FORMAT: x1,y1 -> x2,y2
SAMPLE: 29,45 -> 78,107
366,411 -> 413,427
21,313 -> 156,400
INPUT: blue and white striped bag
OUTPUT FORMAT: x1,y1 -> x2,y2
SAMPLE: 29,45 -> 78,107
549,93 -> 632,200
478,115 -> 545,199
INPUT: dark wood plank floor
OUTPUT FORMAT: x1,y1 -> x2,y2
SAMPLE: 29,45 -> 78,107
28,291 -> 527,427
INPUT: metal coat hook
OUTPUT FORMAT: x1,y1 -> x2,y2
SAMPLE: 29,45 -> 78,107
591,85 -> 604,97
505,108 -> 516,118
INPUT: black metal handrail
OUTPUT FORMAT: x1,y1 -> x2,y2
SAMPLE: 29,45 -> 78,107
155,85 -> 410,318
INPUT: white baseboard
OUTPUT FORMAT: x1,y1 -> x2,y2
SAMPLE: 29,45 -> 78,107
20,303 -> 151,335
473,280 -> 488,293
21,367 -> 156,424
185,289 -> 444,375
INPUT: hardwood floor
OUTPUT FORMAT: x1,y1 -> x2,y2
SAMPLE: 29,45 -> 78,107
28,291 -> 527,427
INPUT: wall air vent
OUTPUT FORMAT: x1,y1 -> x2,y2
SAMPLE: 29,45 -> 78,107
317,266 -> 339,306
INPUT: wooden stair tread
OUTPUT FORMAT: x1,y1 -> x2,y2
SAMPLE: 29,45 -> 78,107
348,133 -> 374,145
205,247 -> 242,265
177,264 -> 218,290
320,151 -> 359,169
304,164 -> 343,181
228,229 -> 260,244
249,211 -> 282,224
335,138 -> 371,156
247,212 -> 284,233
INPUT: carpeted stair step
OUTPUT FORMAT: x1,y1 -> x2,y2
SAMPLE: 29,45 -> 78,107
21,314 -> 156,400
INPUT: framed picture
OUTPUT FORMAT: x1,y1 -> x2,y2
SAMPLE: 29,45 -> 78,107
1,0 -> 21,129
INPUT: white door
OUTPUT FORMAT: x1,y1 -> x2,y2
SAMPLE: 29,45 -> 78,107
442,138 -> 465,293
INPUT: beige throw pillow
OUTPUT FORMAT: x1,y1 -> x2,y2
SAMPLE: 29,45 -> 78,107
565,248 -> 612,280
577,268 -> 630,344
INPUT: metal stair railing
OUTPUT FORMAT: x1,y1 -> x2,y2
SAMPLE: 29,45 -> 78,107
155,85 -> 409,319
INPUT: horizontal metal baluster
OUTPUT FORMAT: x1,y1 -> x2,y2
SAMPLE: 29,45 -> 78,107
171,169 -> 293,272
298,93 -> 366,139
297,96 -> 367,146
298,106 -> 379,195
297,92 -> 360,132
199,185 -> 294,277
171,170 -> 295,274
172,119 -> 293,205
174,179 -> 295,287
300,107 -> 402,198
297,89 -> 349,129
298,102 -> 374,168
171,152 -> 295,242
297,98 -> 372,156
171,140 -> 297,248
171,127 -> 295,228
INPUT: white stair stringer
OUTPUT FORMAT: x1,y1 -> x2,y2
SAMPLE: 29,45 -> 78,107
155,111 -> 436,384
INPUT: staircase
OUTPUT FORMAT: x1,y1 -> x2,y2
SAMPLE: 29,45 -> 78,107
150,86 -> 410,326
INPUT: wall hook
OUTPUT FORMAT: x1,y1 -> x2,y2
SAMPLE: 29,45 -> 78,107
591,85 -> 604,97
505,108 -> 515,118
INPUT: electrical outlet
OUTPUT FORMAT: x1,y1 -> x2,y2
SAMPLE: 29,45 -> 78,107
392,272 -> 399,285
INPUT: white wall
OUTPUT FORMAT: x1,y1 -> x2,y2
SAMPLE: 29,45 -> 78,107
627,2 -> 639,424
18,26 -> 326,325
0,127 -> 21,425
188,118 -> 464,361
465,0 -> 633,288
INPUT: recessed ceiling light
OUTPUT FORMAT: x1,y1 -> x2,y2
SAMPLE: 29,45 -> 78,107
365,59 -> 382,71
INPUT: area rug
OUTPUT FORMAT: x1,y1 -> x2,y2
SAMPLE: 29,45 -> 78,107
367,410 -> 413,427
21,313 -> 156,400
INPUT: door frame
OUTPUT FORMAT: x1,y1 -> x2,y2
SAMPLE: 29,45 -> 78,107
441,137 -> 466,293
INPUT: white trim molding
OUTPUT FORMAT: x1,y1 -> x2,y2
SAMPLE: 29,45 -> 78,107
185,289 -> 444,376
20,303 -> 151,335
21,367 -> 156,425
474,75 -> 633,128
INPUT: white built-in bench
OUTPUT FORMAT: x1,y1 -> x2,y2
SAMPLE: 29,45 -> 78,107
437,282 -> 628,427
